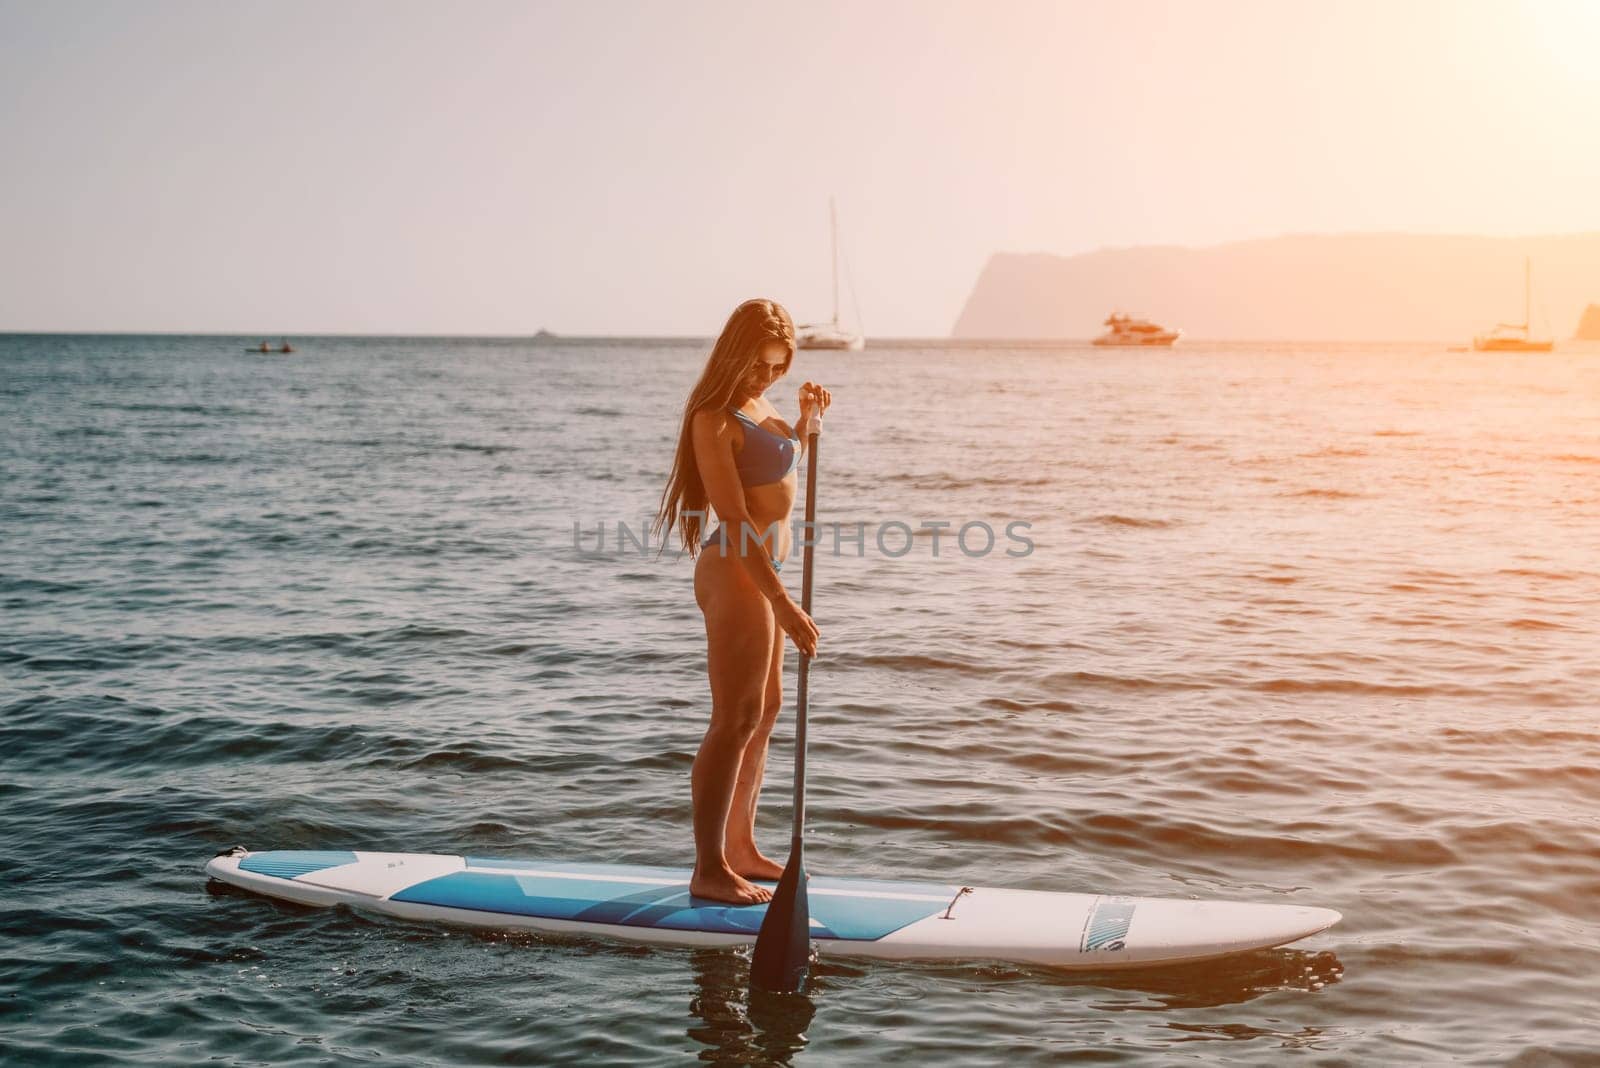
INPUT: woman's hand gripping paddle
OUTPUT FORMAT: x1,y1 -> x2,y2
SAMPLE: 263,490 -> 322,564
749,406 -> 821,994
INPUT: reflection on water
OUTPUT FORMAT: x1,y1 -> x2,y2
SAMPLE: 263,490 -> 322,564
1075,948 -> 1345,1010
870,946 -> 1345,1013
681,941 -> 1345,1064
687,949 -> 818,1065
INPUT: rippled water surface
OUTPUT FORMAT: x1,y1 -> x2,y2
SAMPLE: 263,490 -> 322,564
4,334 -> 1599,1065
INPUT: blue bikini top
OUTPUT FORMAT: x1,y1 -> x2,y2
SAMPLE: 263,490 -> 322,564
730,408 -> 799,487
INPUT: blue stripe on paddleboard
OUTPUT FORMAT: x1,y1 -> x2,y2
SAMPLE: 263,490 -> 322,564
392,871 -> 945,941
465,857 -> 963,899
240,850 -> 358,881
467,858 -> 691,881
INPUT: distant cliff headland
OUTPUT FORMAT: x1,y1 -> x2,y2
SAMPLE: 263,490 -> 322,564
953,232 -> 1600,341
1577,304 -> 1600,341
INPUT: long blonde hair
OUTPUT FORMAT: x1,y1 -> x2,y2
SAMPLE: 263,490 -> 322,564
655,298 -> 795,555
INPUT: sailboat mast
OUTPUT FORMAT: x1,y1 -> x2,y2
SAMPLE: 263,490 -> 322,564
1523,257 -> 1531,331
829,198 -> 840,328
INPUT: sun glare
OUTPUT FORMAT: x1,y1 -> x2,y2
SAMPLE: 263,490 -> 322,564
1526,0 -> 1600,87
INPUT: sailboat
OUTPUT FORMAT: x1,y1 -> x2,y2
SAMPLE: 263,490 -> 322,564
797,199 -> 864,351
1473,258 -> 1555,352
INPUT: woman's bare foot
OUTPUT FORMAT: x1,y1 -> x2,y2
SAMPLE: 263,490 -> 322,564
689,864 -> 773,905
726,847 -> 785,882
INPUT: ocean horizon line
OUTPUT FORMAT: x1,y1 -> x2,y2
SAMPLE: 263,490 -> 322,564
5,331 -> 1595,347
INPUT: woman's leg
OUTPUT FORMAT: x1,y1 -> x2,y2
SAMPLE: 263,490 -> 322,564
724,620 -> 787,880
690,551 -> 776,905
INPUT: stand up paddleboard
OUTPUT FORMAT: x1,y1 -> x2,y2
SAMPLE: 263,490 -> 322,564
206,848 -> 1338,970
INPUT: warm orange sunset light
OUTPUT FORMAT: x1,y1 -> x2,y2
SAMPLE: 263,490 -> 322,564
4,0 -> 1598,335
6,3 -> 1600,1065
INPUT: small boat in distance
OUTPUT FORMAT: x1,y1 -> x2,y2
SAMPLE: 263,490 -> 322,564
797,198 -> 864,351
1091,313 -> 1181,347
1472,258 -> 1554,352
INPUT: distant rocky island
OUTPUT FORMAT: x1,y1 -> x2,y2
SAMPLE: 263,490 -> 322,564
953,232 -> 1600,341
1576,304 -> 1600,340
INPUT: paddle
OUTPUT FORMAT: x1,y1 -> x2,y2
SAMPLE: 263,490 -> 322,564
749,407 -> 821,994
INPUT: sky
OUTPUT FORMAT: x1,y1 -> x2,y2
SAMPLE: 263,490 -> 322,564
2,0 -> 1598,336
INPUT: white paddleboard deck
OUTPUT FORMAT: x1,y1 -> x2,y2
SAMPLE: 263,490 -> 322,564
205,849 -> 1339,970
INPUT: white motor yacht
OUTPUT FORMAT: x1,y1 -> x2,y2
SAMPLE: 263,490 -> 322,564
1091,313 -> 1181,347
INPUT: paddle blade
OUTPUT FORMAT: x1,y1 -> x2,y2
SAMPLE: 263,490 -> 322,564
749,846 -> 810,993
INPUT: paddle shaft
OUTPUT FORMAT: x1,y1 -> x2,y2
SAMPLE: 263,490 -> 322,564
748,415 -> 825,991
749,415 -> 820,994
791,425 -> 819,843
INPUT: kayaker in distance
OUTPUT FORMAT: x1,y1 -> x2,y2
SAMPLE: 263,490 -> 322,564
655,298 -> 830,905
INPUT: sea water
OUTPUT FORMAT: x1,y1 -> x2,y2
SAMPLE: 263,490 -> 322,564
3,333 -> 1598,1065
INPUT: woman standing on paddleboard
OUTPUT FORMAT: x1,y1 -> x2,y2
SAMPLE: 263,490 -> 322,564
656,298 -> 830,905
